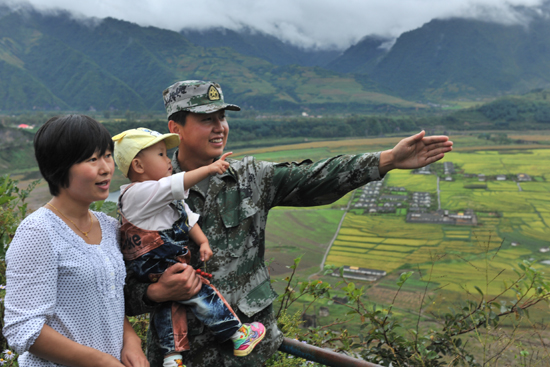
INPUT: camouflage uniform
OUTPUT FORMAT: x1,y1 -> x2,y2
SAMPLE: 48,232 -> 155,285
124,149 -> 382,366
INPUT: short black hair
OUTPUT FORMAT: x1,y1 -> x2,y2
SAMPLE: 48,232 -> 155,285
34,114 -> 114,196
168,110 -> 189,126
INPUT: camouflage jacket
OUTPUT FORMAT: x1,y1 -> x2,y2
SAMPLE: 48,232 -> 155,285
124,151 -> 382,366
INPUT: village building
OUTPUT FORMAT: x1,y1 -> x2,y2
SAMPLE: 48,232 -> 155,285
387,186 -> 406,192
380,195 -> 407,202
444,162 -> 456,175
412,192 -> 432,208
331,266 -> 386,281
517,173 -> 532,181
496,175 -> 506,181
413,164 -> 432,175
318,307 -> 330,317
406,209 -> 477,225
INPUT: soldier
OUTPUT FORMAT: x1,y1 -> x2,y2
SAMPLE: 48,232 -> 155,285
124,80 -> 453,367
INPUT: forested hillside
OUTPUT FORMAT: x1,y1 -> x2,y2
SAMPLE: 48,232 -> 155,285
181,5 -> 550,101
369,17 -> 550,99
181,27 -> 340,67
2,3 -> 550,113
0,7 -> 417,113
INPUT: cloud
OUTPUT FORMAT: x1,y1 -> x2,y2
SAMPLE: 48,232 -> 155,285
1,0 -> 546,49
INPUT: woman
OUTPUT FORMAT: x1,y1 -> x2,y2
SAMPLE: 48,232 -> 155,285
3,115 -> 148,367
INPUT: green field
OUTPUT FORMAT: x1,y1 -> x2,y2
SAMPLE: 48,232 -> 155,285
321,149 -> 550,297
246,142 -> 550,359
240,141 -> 550,306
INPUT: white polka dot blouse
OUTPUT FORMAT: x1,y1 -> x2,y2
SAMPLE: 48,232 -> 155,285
2,208 -> 126,366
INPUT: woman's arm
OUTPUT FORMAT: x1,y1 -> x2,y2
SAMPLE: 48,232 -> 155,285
120,317 -> 149,367
29,325 -> 124,367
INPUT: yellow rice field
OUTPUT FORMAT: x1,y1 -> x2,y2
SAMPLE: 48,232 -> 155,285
324,149 -> 550,295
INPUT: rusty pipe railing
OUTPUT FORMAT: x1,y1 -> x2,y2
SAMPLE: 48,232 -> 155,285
279,337 -> 383,367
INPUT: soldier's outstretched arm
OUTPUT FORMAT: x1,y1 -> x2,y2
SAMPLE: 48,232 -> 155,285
379,130 -> 453,176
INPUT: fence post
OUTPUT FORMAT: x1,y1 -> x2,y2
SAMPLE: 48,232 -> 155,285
278,337 -> 383,367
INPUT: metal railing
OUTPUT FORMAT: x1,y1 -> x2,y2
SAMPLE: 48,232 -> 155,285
279,337 -> 383,367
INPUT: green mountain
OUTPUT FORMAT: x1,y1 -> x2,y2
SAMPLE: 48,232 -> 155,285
328,12 -> 550,99
6,5 -> 550,111
181,27 -> 341,67
326,36 -> 390,74
0,8 -> 417,113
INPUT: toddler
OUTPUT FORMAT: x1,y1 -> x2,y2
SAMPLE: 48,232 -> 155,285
113,128 -> 265,367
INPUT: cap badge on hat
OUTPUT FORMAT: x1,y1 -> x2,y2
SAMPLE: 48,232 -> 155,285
208,85 -> 221,101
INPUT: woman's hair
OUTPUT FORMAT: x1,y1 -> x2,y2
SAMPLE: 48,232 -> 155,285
34,114 -> 114,196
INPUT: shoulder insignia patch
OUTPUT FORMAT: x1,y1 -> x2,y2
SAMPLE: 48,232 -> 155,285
208,85 -> 221,101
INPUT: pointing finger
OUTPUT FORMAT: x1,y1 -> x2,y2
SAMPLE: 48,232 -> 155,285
220,152 -> 233,161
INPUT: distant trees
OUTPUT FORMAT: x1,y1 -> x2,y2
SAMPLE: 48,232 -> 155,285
478,98 -> 534,121
477,97 -> 550,124
534,104 -> 550,123
226,115 -> 420,141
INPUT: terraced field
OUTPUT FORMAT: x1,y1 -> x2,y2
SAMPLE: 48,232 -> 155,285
325,149 -> 550,295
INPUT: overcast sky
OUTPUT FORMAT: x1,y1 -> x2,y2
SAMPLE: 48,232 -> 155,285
2,0 -> 547,50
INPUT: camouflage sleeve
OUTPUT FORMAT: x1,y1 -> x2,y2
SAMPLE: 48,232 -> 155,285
269,152 -> 382,208
124,266 -> 158,316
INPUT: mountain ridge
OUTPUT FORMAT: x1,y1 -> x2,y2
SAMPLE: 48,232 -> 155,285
0,8 -> 418,112
3,5 -> 550,112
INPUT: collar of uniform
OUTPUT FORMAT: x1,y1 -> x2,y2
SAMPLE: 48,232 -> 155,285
171,149 -> 184,174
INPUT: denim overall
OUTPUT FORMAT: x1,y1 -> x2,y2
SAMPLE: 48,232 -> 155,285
119,187 -> 241,356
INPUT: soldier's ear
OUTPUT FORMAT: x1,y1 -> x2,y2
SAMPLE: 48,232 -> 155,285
168,120 -> 179,135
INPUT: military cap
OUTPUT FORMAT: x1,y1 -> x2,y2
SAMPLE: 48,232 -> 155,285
163,80 -> 241,117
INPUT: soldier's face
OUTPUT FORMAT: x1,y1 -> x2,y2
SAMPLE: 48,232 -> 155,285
177,110 -> 229,166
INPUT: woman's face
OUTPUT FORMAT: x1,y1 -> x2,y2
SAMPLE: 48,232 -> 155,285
63,150 -> 114,205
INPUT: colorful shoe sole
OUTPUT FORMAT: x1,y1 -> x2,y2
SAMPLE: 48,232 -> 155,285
234,322 -> 266,357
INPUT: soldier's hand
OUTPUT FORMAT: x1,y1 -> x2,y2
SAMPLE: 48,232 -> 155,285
379,131 -> 453,175
146,263 -> 202,302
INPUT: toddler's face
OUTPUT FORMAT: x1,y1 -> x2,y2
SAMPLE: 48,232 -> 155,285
138,141 -> 172,181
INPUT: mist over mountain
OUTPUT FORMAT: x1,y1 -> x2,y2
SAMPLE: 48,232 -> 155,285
181,28 -> 341,67
0,7 -> 416,112
368,16 -> 550,99
326,2 -> 550,99
326,36 -> 392,74
2,3 -> 550,112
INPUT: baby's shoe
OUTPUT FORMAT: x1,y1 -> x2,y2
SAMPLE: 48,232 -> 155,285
163,354 -> 185,367
233,322 -> 266,356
